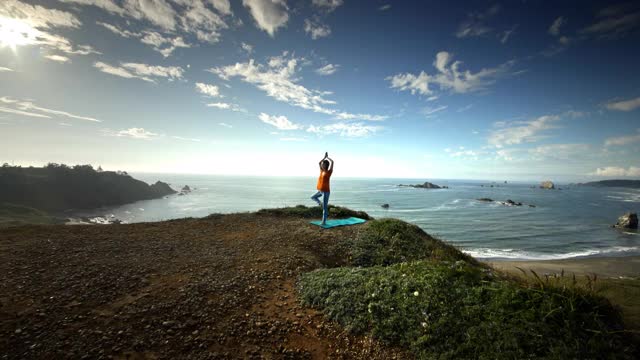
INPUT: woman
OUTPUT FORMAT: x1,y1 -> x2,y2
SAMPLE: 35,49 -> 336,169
311,152 -> 334,225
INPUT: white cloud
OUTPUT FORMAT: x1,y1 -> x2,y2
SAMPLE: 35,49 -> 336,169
304,18 -> 331,39
604,130 -> 640,147
495,148 -> 521,161
334,112 -> 387,121
0,96 -> 101,122
94,61 -> 184,82
68,0 -> 232,45
99,22 -> 192,57
94,61 -> 150,81
0,106 -> 51,118
591,166 -> 640,177
219,122 -> 233,128
0,67 -> 13,72
528,143 -> 590,160
548,16 -> 565,36
207,102 -> 246,112
488,115 -> 560,148
312,0 -> 343,12
449,149 -> 479,159
104,127 -> 160,140
422,105 -> 447,116
280,137 -> 307,141
195,82 -> 221,97
581,6 -> 640,38
315,63 -> 339,75
379,4 -> 391,11
458,104 -> 473,112
605,97 -> 640,111
500,25 -> 517,44
141,31 -> 190,57
172,135 -> 201,142
124,0 -> 178,31
2,0 -> 81,28
60,0 -> 126,16
44,54 -> 71,63
97,21 -> 135,37
242,0 -> 289,37
121,62 -> 183,79
388,51 -> 514,96
455,4 -> 500,38
210,0 -> 232,15
211,53 -> 386,121
0,0 -> 98,55
241,42 -> 253,53
307,122 -> 381,138
258,113 -> 299,130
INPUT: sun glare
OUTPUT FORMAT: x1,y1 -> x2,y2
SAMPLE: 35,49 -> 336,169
0,17 -> 38,51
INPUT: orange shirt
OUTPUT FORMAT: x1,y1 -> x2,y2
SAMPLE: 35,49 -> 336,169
316,169 -> 332,192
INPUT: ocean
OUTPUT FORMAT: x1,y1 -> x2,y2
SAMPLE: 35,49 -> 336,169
76,174 -> 640,261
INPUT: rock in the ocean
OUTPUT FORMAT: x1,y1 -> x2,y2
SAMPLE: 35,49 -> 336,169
477,198 -> 493,202
540,181 -> 555,189
182,185 -> 191,192
381,204 -> 390,209
399,181 -> 443,189
614,212 -> 638,229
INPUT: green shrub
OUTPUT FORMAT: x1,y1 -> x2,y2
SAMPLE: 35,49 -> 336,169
256,205 -> 371,220
299,261 -> 636,359
349,219 -> 476,267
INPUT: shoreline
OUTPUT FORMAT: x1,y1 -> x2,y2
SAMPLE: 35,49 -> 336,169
486,255 -> 640,278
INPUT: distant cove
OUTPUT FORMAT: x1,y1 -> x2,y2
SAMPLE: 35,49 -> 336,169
579,180 -> 640,188
0,164 -> 175,215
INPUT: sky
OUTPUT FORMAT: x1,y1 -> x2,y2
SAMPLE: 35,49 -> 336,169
0,0 -> 639,181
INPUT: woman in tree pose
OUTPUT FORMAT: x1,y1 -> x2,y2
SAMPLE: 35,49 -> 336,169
311,152 -> 334,225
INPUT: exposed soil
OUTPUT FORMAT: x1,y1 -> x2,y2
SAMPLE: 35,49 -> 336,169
0,213 -> 409,359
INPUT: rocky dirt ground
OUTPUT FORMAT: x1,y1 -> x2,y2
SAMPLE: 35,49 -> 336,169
0,213 -> 409,359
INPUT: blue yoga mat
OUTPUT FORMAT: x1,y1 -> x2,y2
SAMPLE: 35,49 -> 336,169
310,217 -> 367,229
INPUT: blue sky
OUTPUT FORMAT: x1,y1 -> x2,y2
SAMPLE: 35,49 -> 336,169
0,0 -> 639,181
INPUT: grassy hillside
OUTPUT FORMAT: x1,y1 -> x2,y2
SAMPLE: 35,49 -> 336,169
0,203 -> 64,228
298,218 -> 637,359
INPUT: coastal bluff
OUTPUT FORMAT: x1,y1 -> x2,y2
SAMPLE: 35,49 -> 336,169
0,164 -> 175,213
0,206 -> 636,359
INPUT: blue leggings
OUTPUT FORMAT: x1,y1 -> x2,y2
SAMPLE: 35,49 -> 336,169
311,191 -> 330,222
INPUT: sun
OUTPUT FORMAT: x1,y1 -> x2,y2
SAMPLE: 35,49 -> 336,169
0,17 -> 38,51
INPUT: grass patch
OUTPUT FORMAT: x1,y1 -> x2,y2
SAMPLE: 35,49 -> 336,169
256,205 -> 371,220
299,261 -> 636,359
348,218 -> 476,267
0,202 -> 63,228
596,277 -> 640,333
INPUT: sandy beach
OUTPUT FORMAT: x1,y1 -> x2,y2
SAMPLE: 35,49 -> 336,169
487,256 -> 640,278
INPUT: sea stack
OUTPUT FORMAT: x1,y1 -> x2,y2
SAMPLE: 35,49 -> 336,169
399,181 -> 443,189
540,181 -> 555,189
614,212 -> 638,229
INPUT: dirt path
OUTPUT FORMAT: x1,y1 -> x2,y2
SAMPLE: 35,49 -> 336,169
0,213 -> 408,359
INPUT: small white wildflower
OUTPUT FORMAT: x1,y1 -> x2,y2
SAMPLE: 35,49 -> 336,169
421,322 -> 427,328
413,291 -> 419,297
